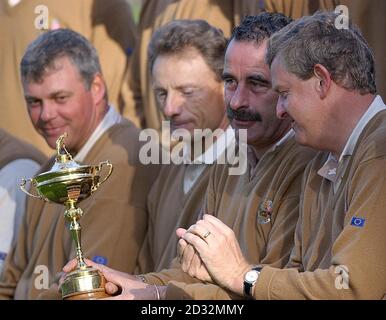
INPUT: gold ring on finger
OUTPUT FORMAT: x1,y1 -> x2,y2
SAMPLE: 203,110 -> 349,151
203,230 -> 211,239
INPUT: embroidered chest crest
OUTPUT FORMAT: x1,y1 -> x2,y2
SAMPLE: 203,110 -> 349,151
257,200 -> 273,224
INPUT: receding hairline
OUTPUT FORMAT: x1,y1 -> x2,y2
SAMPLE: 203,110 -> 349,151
22,54 -> 88,84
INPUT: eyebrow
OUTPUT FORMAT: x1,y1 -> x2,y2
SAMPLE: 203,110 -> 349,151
222,72 -> 271,86
221,72 -> 234,80
153,84 -> 199,91
48,90 -> 72,98
248,74 -> 271,86
24,95 -> 40,101
27,91 -> 71,98
175,84 -> 199,90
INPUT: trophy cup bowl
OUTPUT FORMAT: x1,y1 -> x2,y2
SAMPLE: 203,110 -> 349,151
20,133 -> 113,300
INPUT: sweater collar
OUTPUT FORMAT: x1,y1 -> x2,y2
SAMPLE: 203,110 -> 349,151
318,95 -> 386,188
74,107 -> 122,162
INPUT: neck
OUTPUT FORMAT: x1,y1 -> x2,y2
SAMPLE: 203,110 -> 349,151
250,144 -> 270,162
250,122 -> 291,160
327,93 -> 376,157
190,116 -> 230,160
217,115 -> 230,131
70,103 -> 109,155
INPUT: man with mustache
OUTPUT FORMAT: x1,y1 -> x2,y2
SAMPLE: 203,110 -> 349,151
0,29 -> 158,300
227,106 -> 262,122
63,13 -> 316,300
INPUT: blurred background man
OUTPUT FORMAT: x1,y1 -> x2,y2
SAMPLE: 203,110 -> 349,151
0,129 -> 46,274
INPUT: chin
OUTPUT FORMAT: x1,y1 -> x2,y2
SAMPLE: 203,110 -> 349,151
294,133 -> 309,147
171,128 -> 193,142
45,138 -> 58,150
40,131 -> 64,149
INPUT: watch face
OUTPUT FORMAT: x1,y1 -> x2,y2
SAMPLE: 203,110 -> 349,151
245,270 -> 259,283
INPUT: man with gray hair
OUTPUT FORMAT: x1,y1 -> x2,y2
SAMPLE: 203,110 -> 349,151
0,0 -> 139,155
176,11 -> 386,299
0,29 -> 158,299
135,19 -> 233,274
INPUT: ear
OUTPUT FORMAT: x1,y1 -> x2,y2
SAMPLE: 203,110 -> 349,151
90,73 -> 106,106
313,64 -> 332,99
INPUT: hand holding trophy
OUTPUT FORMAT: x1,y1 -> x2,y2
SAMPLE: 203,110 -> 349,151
20,133 -> 113,300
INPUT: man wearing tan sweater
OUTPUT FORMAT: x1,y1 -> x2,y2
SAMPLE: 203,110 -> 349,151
0,0 -> 139,156
63,13 -> 316,300
177,12 -> 386,299
135,20 -> 232,274
0,29 -> 158,299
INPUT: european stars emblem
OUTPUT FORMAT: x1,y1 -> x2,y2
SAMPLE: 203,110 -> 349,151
92,255 -> 108,265
350,216 -> 365,228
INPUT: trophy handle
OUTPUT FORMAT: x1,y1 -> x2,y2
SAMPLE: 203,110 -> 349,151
92,161 -> 113,192
20,178 -> 46,200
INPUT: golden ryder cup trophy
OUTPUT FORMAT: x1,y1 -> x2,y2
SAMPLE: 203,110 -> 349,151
20,133 -> 113,300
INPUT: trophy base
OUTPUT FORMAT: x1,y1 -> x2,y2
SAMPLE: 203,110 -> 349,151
64,290 -> 110,300
61,266 -> 110,300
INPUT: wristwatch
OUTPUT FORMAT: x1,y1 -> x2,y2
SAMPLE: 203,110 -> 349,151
243,266 -> 262,297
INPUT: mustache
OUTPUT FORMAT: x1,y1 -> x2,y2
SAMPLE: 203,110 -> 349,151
227,106 -> 262,122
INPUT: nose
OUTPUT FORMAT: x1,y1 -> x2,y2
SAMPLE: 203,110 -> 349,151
40,101 -> 57,122
276,96 -> 289,120
163,92 -> 182,118
228,84 -> 248,111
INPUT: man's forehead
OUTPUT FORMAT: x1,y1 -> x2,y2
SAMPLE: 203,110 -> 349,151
224,39 -> 269,70
154,47 -> 206,66
226,39 -> 268,57
270,57 -> 292,87
153,54 -> 219,87
25,56 -> 80,84
23,60 -> 84,96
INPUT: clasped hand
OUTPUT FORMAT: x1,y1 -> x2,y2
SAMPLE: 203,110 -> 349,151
177,214 -> 251,296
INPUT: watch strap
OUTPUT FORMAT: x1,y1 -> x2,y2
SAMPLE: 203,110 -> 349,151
244,266 -> 262,297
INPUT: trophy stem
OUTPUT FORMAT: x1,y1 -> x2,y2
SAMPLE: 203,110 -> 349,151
65,200 -> 86,269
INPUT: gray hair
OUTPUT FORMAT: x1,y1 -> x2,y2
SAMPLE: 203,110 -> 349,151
21,29 -> 103,91
266,11 -> 376,95
148,19 -> 227,80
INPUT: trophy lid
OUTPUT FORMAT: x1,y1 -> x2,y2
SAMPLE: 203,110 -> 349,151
33,132 -> 96,187
22,133 -> 112,204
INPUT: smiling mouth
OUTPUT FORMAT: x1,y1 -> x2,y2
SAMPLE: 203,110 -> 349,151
42,126 -> 65,136
172,121 -> 191,129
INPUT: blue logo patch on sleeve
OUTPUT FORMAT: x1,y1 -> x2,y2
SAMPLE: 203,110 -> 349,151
126,47 -> 133,56
351,216 -> 365,227
92,255 -> 108,265
0,252 -> 7,261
